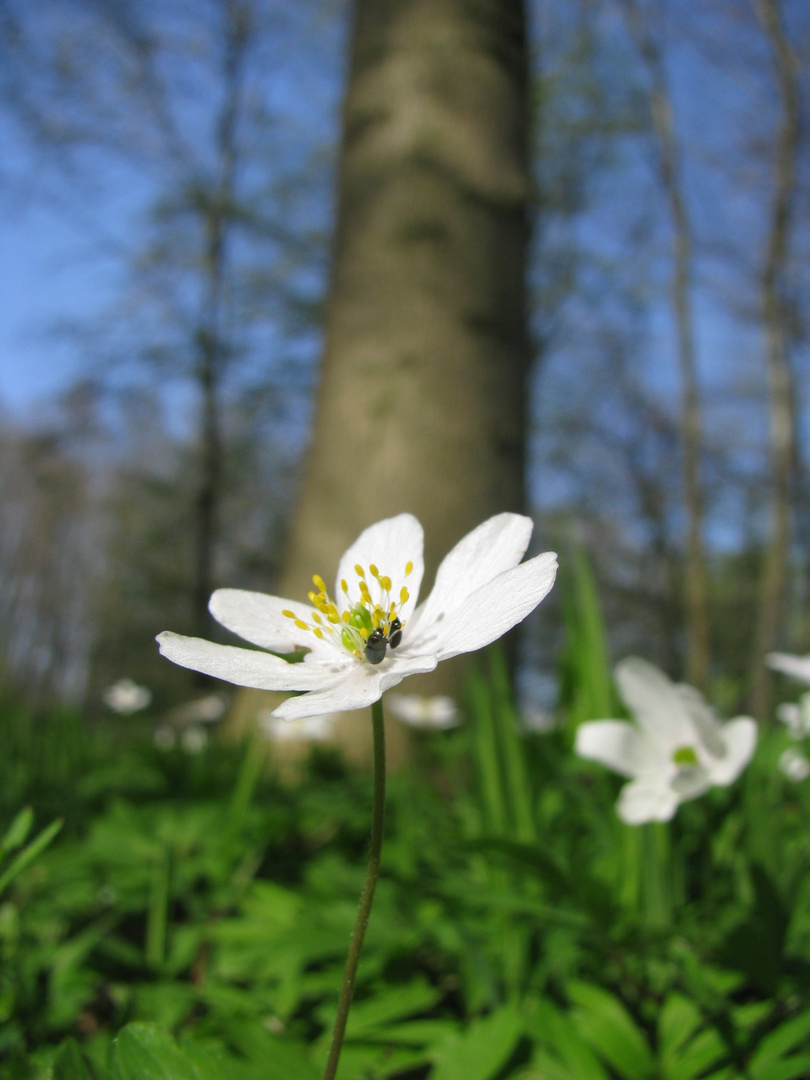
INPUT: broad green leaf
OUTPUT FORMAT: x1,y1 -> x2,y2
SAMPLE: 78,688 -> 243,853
567,981 -> 655,1080
110,1024 -> 201,1080
750,1012 -> 810,1068
750,1055 -> 810,1080
53,1038 -> 95,1080
658,993 -> 702,1060
430,1005 -> 523,1080
345,979 -> 441,1035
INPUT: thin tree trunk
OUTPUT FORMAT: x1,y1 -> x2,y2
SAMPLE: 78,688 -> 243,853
750,0 -> 799,719
620,0 -> 711,691
193,3 -> 247,639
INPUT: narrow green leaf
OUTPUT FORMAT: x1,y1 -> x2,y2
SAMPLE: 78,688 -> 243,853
0,817 -> 63,895
1,807 -> 33,856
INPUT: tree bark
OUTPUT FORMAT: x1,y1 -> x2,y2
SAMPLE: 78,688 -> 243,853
193,3 -> 248,640
619,0 -> 711,691
232,0 -> 532,747
749,0 -> 799,720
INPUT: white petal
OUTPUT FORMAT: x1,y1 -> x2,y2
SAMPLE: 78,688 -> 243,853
271,664 -> 385,721
209,589 -> 332,655
670,766 -> 711,800
336,514 -> 424,621
705,717 -> 758,786
387,693 -> 460,728
574,720 -> 645,779
156,632 -> 348,691
406,551 -> 557,660
674,683 -> 726,758
767,652 -> 810,685
615,658 -> 693,748
617,777 -> 681,824
407,514 -> 533,638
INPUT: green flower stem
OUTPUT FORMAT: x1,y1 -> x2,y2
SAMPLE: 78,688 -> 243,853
323,696 -> 386,1080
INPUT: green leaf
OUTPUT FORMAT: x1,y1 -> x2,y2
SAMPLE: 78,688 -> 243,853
1,808 -> 33,855
750,1011 -> 810,1069
567,981 -> 655,1080
750,1055 -> 810,1080
345,979 -> 441,1035
0,816 -> 63,895
109,1023 -> 258,1080
110,1024 -> 201,1080
53,1038 -> 95,1080
430,1006 -> 523,1080
658,993 -> 702,1061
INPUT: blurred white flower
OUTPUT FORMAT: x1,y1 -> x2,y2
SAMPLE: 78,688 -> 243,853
153,724 -> 176,751
181,725 -> 208,754
260,711 -> 337,743
519,703 -> 555,733
158,514 -> 557,721
779,746 -> 810,783
575,658 -> 758,825
103,678 -> 152,715
169,692 -> 229,725
386,693 -> 460,729
768,652 -> 810,685
776,693 -> 810,741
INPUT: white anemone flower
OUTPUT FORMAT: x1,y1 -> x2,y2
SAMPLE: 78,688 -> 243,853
386,694 -> 460,729
575,658 -> 757,825
776,694 -> 810,741
157,513 -> 557,723
779,746 -> 810,783
768,652 -> 810,685
103,678 -> 152,715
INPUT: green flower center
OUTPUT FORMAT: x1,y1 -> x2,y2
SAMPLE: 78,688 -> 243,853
281,561 -> 414,662
672,745 -> 699,767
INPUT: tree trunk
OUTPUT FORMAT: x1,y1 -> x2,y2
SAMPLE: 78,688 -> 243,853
193,3 -> 247,640
231,0 -> 532,751
619,0 -> 711,692
749,0 -> 799,720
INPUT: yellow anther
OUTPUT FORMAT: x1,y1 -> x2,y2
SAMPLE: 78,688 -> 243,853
308,591 -> 318,603
294,619 -> 310,631
405,561 -> 413,576
380,575 -> 392,592
312,574 -> 327,593
354,564 -> 365,578
360,581 -> 372,604
341,578 -> 349,593
312,612 -> 323,625
313,628 -> 324,639
282,609 -> 297,619
342,610 -> 350,623
327,612 -> 341,624
389,603 -> 396,619
369,564 -> 379,578
372,611 -> 381,627
360,627 -> 369,640
400,586 -> 409,605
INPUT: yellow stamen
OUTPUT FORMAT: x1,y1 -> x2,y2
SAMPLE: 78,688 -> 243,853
369,564 -> 379,578
312,612 -> 323,625
380,575 -> 392,592
405,561 -> 413,576
342,611 -> 350,623
354,564 -> 365,578
341,578 -> 349,593
400,586 -> 409,604
313,628 -> 324,639
294,619 -> 309,631
282,609 -> 296,619
313,574 -> 327,593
